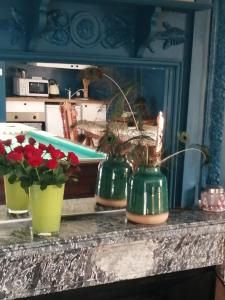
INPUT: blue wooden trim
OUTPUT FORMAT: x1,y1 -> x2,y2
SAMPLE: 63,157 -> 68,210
0,49 -> 181,67
203,0 -> 225,186
64,0 -> 212,11
0,61 -> 5,122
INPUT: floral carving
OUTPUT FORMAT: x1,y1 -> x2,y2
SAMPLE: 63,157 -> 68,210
42,9 -> 70,46
101,15 -> 134,49
0,5 -> 25,45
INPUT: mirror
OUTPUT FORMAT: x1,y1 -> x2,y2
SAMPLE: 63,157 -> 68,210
1,59 -> 180,220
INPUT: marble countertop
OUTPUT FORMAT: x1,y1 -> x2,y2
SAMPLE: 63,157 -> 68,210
0,198 -> 225,299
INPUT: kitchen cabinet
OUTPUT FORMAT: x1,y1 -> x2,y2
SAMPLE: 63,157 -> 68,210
81,102 -> 106,122
45,101 -> 106,137
6,97 -> 107,138
6,100 -> 45,129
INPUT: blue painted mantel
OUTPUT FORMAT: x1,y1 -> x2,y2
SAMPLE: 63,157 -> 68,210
0,198 -> 224,299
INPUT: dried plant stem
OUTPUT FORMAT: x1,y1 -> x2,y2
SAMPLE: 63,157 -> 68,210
103,73 -> 139,130
159,147 -> 207,165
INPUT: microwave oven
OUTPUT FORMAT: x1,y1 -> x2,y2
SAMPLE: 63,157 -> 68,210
13,77 -> 49,97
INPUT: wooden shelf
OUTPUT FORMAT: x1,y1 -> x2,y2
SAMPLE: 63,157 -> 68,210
68,0 -> 212,11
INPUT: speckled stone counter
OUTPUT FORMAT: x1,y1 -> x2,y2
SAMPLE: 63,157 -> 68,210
0,198 -> 225,299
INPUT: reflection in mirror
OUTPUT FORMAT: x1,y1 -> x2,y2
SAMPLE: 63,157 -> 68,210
1,59 -> 182,218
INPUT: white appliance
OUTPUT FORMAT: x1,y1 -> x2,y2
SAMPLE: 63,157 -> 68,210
45,104 -> 64,137
13,77 -> 49,97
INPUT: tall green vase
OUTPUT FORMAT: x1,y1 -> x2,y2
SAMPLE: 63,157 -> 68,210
30,184 -> 65,236
95,156 -> 132,207
3,175 -> 29,215
126,166 -> 169,224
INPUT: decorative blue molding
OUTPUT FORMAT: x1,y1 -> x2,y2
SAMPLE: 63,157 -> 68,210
101,14 -> 134,49
205,0 -> 225,185
0,5 -> 25,45
71,11 -> 101,48
43,9 -> 70,46
148,21 -> 186,53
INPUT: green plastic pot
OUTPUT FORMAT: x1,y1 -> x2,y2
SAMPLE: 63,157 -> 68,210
126,166 -> 169,224
4,175 -> 29,214
30,184 -> 65,236
95,156 -> 132,207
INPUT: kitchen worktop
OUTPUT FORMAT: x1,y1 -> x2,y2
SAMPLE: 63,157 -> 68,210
6,96 -> 107,105
0,198 -> 225,300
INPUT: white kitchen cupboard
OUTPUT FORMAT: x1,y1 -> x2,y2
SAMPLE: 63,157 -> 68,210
81,102 -> 106,122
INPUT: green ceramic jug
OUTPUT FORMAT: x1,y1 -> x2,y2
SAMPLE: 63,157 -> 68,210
95,156 -> 132,208
126,166 -> 169,224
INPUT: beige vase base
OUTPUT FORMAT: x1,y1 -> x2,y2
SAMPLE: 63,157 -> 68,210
126,211 -> 169,225
95,195 -> 127,208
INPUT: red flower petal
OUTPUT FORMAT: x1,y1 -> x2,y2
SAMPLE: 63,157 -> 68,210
16,134 -> 25,144
45,159 -> 58,169
3,139 -> 12,147
38,143 -> 47,151
27,156 -> 43,167
0,142 -> 5,155
67,152 -> 79,165
28,137 -> 36,145
7,151 -> 23,162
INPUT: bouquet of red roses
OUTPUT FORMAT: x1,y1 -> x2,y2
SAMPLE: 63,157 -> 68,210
0,134 -> 80,191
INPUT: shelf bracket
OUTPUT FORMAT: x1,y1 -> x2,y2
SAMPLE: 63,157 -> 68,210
134,6 -> 161,58
27,0 -> 50,50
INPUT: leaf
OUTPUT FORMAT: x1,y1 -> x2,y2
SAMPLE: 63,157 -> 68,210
40,183 -> 47,190
20,176 -> 33,189
8,173 -> 17,184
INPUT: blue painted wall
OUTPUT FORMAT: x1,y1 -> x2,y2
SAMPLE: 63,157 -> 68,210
0,0 -> 207,208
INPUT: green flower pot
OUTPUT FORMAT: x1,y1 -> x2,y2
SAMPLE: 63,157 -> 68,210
30,184 -> 65,236
126,166 -> 169,224
95,156 -> 132,207
3,175 -> 29,215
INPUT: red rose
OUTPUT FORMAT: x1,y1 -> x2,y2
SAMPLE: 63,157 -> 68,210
14,146 -> 24,153
3,139 -> 12,147
47,144 -> 55,153
16,135 -> 25,144
67,152 -> 79,165
28,137 -> 36,145
0,142 -> 5,155
25,147 -> 43,160
27,156 -> 43,167
45,159 -> 58,169
7,150 -> 23,162
24,144 -> 35,153
38,143 -> 47,151
50,149 -> 65,160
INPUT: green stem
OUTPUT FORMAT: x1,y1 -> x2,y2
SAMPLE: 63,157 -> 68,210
103,73 -> 139,130
35,168 -> 41,182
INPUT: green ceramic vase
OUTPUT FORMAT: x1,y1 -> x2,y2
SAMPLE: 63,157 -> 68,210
3,175 -> 29,215
95,156 -> 132,207
30,184 -> 65,236
126,166 -> 169,224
